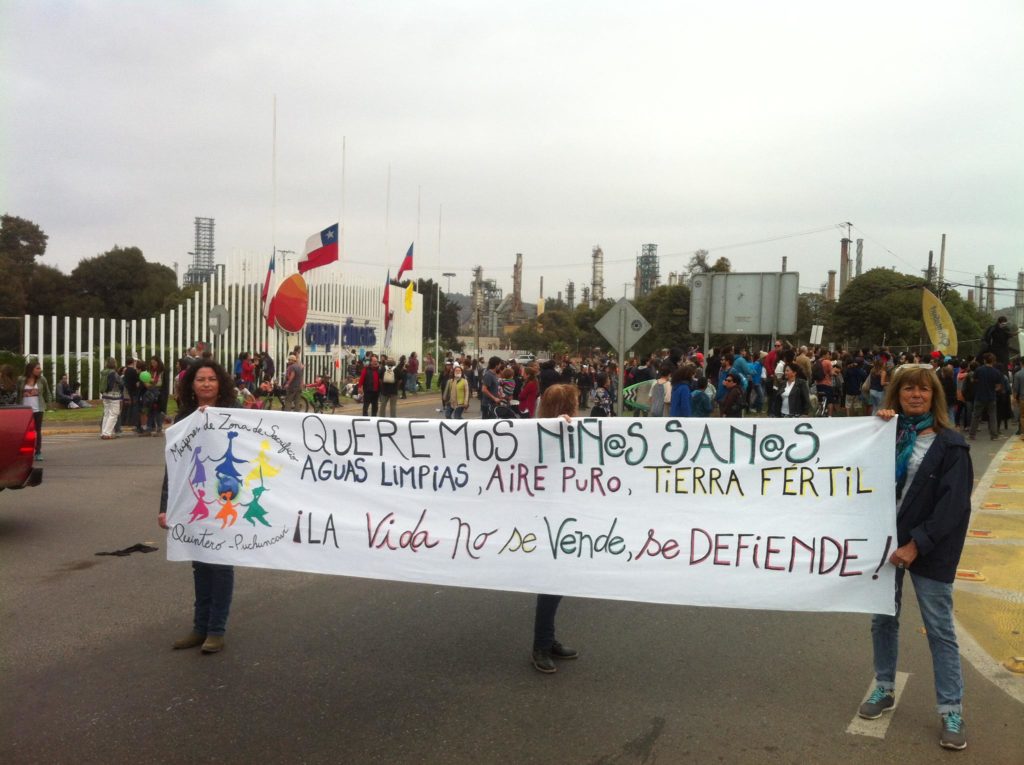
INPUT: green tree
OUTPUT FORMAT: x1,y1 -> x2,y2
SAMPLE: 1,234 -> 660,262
509,322 -> 545,352
0,215 -> 49,350
831,268 -> 985,353
633,284 -> 696,355
710,256 -> 731,273
686,249 -> 710,277
0,214 -> 48,270
793,292 -> 836,346
69,246 -> 184,319
416,278 -> 461,350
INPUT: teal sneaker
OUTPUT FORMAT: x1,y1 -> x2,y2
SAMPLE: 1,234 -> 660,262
939,711 -> 966,750
858,686 -> 895,719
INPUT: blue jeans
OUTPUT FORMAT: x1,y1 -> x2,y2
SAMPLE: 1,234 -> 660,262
533,594 -> 563,650
193,562 -> 234,636
871,568 -> 963,714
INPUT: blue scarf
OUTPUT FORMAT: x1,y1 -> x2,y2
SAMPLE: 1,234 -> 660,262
895,413 -> 934,499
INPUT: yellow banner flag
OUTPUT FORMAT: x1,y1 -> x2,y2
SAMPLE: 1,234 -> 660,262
921,288 -> 957,356
404,281 -> 414,313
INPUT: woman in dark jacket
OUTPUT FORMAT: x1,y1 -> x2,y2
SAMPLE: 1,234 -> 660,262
769,363 -> 810,417
158,360 -> 238,654
857,366 -> 973,751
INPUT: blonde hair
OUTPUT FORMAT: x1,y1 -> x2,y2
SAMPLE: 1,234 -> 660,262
882,365 -> 951,430
539,384 -> 579,418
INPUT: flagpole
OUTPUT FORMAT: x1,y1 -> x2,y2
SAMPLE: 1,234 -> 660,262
271,94 -> 278,359
435,204 -> 442,366
385,163 -> 391,259
340,136 -> 346,252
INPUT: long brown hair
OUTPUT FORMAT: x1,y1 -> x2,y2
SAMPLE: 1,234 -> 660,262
539,384 -> 578,418
882,365 -> 951,431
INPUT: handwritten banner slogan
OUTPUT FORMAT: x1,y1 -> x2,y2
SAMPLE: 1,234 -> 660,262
164,410 -> 898,615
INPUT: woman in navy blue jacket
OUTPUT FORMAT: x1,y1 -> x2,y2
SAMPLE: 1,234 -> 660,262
857,365 -> 973,751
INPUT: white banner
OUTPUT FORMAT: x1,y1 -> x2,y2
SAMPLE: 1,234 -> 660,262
164,410 -> 898,615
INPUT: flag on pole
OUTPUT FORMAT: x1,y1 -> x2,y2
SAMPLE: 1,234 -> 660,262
396,242 -> 414,281
297,223 -> 340,274
404,281 -> 414,313
382,271 -> 391,329
384,311 -> 394,349
261,250 -> 278,328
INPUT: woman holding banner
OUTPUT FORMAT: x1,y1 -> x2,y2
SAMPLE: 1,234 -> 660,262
158,360 -> 239,655
531,384 -> 581,673
858,365 -> 973,751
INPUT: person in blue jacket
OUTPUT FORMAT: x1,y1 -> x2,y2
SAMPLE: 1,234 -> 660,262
669,364 -> 694,417
857,365 -> 973,751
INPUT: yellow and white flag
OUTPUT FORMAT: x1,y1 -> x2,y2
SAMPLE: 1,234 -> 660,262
921,288 -> 957,356
404,281 -> 415,313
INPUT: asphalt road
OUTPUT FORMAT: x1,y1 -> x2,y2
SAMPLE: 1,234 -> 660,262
2,396 -> 1022,765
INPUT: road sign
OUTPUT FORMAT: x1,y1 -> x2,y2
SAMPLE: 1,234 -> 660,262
595,298 -> 651,354
689,272 -> 799,335
208,305 -> 230,336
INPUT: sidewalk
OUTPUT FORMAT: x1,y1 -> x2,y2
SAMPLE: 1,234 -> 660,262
955,435 -> 1024,682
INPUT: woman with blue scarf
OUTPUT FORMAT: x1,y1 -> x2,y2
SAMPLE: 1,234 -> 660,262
858,366 -> 973,751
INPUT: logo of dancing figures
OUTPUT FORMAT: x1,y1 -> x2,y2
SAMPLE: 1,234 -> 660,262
187,432 -> 280,528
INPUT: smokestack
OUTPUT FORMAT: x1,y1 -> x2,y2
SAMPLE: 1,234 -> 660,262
855,239 -> 863,277
539,276 -> 544,300
987,265 -> 995,314
839,238 -> 850,295
781,256 -> 788,273
827,270 -> 837,302
968,288 -> 974,305
938,234 -> 946,283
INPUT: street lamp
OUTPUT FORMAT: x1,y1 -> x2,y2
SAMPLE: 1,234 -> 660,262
438,272 -> 456,365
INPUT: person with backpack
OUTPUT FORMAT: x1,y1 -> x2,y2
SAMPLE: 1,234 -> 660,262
100,357 -> 123,440
379,357 -> 399,417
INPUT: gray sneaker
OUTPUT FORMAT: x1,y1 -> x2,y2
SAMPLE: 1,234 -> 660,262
940,712 -> 967,750
858,686 -> 896,719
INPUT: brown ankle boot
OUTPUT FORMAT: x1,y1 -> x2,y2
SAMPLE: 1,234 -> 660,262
173,631 -> 206,650
201,635 -> 225,653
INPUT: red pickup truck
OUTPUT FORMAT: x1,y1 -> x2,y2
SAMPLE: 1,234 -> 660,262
0,406 -> 43,490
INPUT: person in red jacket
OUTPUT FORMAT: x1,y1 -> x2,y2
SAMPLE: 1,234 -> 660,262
358,355 -> 382,416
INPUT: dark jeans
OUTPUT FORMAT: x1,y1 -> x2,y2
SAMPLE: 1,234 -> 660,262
425,371 -> 434,390
533,594 -> 563,650
969,400 -> 997,438
193,562 -> 234,636
32,411 -> 43,455
362,394 -> 379,417
121,393 -> 140,430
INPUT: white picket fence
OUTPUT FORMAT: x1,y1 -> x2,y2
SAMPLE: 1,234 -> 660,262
22,252 -> 422,399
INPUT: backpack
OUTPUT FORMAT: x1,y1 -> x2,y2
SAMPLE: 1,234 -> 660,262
811,359 -> 825,382
962,373 -> 974,402
383,367 -> 396,385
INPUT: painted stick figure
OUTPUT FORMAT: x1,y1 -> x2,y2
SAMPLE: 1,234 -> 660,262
244,440 -> 280,488
188,488 -> 212,523
243,485 -> 272,527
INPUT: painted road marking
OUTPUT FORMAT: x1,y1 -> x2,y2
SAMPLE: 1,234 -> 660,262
846,672 -> 910,739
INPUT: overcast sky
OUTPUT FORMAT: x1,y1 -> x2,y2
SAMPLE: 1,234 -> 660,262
3,1 -> 1022,305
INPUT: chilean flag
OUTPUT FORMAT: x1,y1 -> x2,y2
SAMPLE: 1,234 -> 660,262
396,242 -> 414,281
297,223 -> 340,274
382,270 -> 391,329
261,250 -> 277,328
